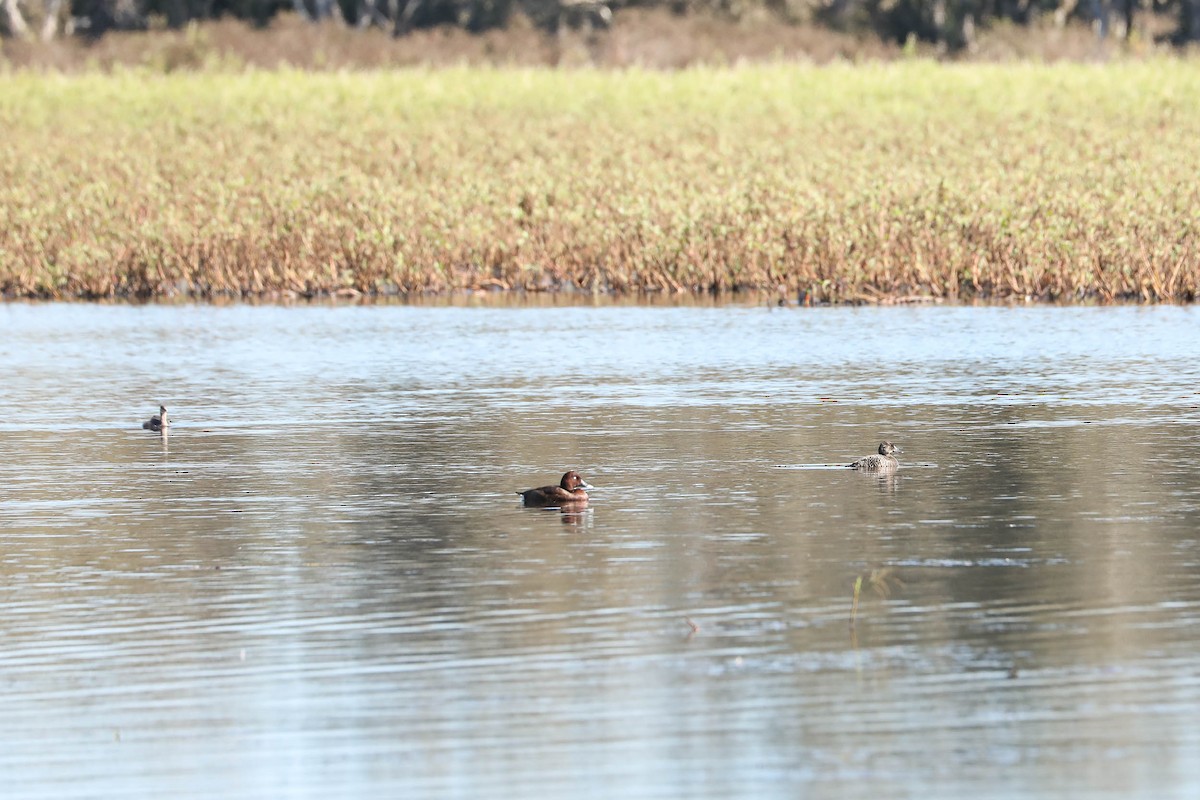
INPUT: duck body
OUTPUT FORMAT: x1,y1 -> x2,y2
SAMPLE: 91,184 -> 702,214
518,471 -> 592,507
143,405 -> 170,432
848,441 -> 900,472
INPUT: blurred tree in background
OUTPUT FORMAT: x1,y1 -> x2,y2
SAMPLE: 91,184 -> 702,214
1,0 -> 1196,50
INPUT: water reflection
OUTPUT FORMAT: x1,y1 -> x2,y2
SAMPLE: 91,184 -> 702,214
0,302 -> 1198,798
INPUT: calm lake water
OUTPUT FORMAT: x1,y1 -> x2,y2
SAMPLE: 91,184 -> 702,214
1,300 -> 1199,799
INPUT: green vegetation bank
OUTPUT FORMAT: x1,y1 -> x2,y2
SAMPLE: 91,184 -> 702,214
1,63 -> 1198,302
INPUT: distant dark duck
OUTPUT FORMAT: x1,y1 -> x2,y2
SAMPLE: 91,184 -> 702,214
517,471 -> 593,507
142,405 -> 170,432
848,441 -> 900,472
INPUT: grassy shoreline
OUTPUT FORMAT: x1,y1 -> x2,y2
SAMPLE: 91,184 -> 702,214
2,63 -> 1199,303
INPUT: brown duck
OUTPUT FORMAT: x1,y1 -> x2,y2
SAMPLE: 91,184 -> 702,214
848,442 -> 900,472
517,471 -> 593,507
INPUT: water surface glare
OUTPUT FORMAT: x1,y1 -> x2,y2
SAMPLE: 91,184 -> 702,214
2,302 -> 1199,799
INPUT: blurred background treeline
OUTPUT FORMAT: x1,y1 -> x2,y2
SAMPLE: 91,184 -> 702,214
1,0 -> 1198,69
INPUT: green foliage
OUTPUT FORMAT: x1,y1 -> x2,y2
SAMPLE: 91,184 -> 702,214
1,63 -> 1198,301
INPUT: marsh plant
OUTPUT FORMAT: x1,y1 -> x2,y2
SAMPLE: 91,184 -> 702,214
1,64 -> 1197,302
